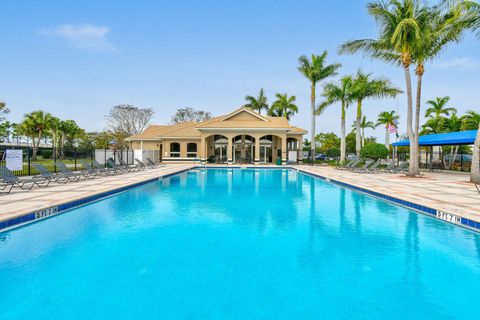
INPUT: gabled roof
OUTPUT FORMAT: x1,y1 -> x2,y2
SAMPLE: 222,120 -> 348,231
195,107 -> 304,130
126,106 -> 307,141
392,130 -> 478,146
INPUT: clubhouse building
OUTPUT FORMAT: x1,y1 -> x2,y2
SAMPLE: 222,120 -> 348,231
126,107 -> 307,164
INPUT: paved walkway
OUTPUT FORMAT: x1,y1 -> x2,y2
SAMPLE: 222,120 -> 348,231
0,164 -> 194,223
297,165 -> 480,222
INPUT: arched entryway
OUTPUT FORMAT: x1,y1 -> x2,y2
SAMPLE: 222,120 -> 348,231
213,135 -> 228,163
232,135 -> 256,164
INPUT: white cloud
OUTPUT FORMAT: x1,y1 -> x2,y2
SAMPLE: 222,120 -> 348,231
434,57 -> 480,70
39,24 -> 116,52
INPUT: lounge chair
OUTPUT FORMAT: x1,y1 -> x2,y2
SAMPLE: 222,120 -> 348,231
146,157 -> 165,168
55,161 -> 89,182
135,159 -> 150,170
119,159 -> 140,172
351,160 -> 374,173
357,159 -> 382,174
106,159 -> 127,174
337,158 -> 360,171
392,162 -> 409,174
379,160 -> 396,173
78,160 -> 102,177
92,160 -> 117,175
0,166 -> 50,190
33,163 -> 69,184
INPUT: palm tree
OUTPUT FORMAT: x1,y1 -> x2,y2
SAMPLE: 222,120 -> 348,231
472,123 -> 480,183
461,110 -> 480,130
339,0 -> 474,176
298,52 -> 341,162
352,115 -> 376,148
445,111 -> 464,169
46,116 -> 61,158
376,110 -> 399,150
19,110 -> 52,160
461,109 -> 480,183
243,88 -> 269,114
318,75 -> 354,164
59,120 -> 83,157
421,117 -> 447,135
268,93 -> 298,120
350,70 -> 401,157
425,96 -> 456,118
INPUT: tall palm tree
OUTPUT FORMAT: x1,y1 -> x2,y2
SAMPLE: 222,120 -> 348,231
352,115 -> 376,148
19,110 -> 52,160
268,93 -> 298,120
339,0 -> 474,176
350,70 -> 401,157
376,110 -> 399,150
298,52 -> 341,162
461,109 -> 480,183
243,88 -> 269,114
425,96 -> 456,118
46,116 -> 61,158
318,75 -> 354,164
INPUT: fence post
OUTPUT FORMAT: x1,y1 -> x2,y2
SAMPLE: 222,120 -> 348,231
27,147 -> 31,176
74,148 -> 77,170
53,147 -> 57,173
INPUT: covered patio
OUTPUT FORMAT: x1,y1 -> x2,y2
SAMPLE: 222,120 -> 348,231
392,130 -> 478,172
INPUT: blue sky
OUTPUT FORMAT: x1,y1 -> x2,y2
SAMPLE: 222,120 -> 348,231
1,0 -> 479,142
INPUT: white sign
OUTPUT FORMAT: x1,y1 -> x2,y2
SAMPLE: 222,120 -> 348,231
6,149 -> 23,171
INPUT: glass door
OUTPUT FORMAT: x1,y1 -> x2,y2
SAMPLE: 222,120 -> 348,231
260,146 -> 272,163
214,145 -> 227,163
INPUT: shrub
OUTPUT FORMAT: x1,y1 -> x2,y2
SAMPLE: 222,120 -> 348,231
325,147 -> 340,159
360,143 -> 389,160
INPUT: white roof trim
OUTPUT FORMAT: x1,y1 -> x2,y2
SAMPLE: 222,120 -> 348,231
221,108 -> 268,122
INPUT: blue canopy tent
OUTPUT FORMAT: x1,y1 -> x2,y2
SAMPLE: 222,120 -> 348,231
392,130 -> 477,147
391,130 -> 477,171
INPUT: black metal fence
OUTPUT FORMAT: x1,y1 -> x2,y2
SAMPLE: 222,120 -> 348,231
0,147 -> 135,177
397,151 -> 474,172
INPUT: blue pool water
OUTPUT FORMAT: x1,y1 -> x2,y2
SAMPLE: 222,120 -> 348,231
1,168 -> 480,319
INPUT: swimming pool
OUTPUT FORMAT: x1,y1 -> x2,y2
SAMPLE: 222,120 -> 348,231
1,168 -> 479,319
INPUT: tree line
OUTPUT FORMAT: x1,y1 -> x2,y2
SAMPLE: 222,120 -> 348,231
242,0 -> 479,182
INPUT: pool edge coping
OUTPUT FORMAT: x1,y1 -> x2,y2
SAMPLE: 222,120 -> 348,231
0,167 -> 192,233
294,167 -> 480,233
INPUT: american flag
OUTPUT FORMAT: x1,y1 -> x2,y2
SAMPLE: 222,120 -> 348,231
387,123 -> 398,133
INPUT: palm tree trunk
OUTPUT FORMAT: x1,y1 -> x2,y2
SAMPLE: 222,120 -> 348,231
414,72 -> 423,176
385,127 -> 389,151
452,145 -> 459,169
362,128 -> 365,147
404,65 -> 415,177
471,124 -> 480,183
311,83 -> 316,163
340,103 -> 346,165
356,100 -> 362,158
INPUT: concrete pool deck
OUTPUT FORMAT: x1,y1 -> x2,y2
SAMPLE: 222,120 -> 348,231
0,163 -> 478,231
296,165 -> 480,225
0,164 -> 194,226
